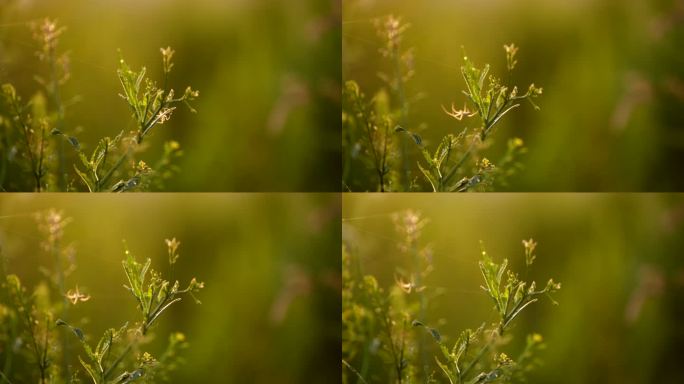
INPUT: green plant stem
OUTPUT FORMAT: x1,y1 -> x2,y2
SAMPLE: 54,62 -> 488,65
11,100 -> 41,191
98,145 -> 132,191
342,122 -> 353,189
51,235 -> 70,378
380,121 -> 390,192
459,320 -> 514,384
104,290 -> 176,380
391,43 -> 410,191
500,295 -> 537,332
98,140 -> 110,183
358,342 -> 371,384
0,135 -> 7,190
380,311 -> 403,384
103,342 -> 133,380
440,69 -> 530,191
48,52 -> 67,191
459,332 -> 496,383
342,359 -> 370,384
397,318 -> 407,384
24,313 -> 46,382
1,320 -> 15,381
103,301 -> 172,381
1,334 -> 13,379
442,138 -> 477,187
442,98 -> 513,189
40,317 -> 49,384
103,316 -> 152,381
21,309 -> 49,384
356,97 -> 384,192
0,370 -> 14,384
37,126 -> 46,192
138,103 -> 165,143
411,239 -> 428,378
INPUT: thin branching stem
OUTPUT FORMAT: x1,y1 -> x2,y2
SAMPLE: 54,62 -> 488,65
10,99 -> 41,191
103,292 -> 163,379
40,315 -> 49,384
97,144 -> 132,191
458,319 -> 511,383
36,126 -> 46,192
103,342 -> 133,380
343,359 -> 370,384
442,138 -> 477,186
355,96 -> 384,191
392,47 -> 410,191
380,121 -> 390,192
48,50 -> 67,191
379,310 -> 403,384
21,307 -> 47,383
442,92 -> 516,188
0,370 -> 13,384
50,231 -> 71,377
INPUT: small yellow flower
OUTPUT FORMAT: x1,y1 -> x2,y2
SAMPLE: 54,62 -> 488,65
168,141 -> 180,150
137,161 -> 151,173
480,158 -> 494,170
512,137 -> 524,148
497,352 -> 513,365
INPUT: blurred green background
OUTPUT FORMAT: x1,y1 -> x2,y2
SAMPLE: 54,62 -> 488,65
343,0 -> 684,191
344,194 -> 684,383
0,193 -> 340,383
0,0 -> 340,191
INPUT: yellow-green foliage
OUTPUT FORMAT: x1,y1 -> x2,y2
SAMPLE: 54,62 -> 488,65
343,15 -> 542,192
342,211 -> 560,384
0,20 -> 197,192
0,210 -> 203,383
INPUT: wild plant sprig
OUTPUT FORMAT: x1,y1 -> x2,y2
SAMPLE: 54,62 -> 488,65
412,44 -> 542,192
1,214 -> 202,383
343,211 -> 438,383
121,242 -> 204,335
345,15 -> 541,191
1,20 -> 197,191
342,212 -> 561,384
375,15 -> 415,190
478,242 -> 560,334
457,47 -> 543,142
0,212 -> 80,383
1,84 -> 48,191
416,240 -> 560,384
61,47 -> 198,192
342,246 -> 410,384
57,238 -> 204,383
32,18 -> 71,191
35,209 -> 77,377
392,210 -> 433,377
117,47 -> 199,145
3,275 -> 52,383
343,81 -> 393,191
368,275 -> 408,383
